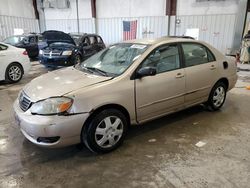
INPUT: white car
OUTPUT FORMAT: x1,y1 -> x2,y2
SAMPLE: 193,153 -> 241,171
0,42 -> 30,83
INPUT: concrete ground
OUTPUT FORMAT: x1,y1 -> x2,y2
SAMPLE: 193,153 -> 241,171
0,61 -> 250,188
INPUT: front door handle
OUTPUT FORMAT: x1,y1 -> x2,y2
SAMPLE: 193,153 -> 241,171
210,65 -> 216,70
0,54 -> 6,57
176,73 -> 184,78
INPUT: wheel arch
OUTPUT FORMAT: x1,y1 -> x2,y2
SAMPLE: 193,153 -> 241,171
216,77 -> 229,91
84,104 -> 131,127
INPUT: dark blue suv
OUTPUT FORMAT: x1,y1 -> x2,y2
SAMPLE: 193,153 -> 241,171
39,30 -> 105,67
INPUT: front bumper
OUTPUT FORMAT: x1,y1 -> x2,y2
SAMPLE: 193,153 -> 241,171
39,55 -> 74,67
13,99 -> 89,148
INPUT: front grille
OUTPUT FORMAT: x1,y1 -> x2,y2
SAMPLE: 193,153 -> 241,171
19,92 -> 32,111
43,50 -> 62,57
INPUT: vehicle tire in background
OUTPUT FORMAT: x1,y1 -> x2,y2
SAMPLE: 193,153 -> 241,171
82,109 -> 128,153
5,63 -> 23,83
206,82 -> 227,111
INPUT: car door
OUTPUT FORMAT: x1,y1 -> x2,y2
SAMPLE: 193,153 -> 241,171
135,43 -> 185,122
181,43 -> 219,107
81,37 -> 95,60
26,36 -> 38,57
89,36 -> 99,53
0,44 -> 9,80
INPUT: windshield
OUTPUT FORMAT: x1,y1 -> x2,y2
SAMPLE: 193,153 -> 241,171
70,35 -> 81,46
78,43 -> 150,76
3,36 -> 26,45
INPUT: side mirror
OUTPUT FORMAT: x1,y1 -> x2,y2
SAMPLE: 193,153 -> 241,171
136,67 -> 156,78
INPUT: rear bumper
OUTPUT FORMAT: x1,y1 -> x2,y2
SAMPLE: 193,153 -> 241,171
228,74 -> 238,91
39,55 -> 74,67
22,57 -> 31,76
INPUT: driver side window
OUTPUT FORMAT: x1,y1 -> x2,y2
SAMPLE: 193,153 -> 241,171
141,44 -> 180,74
82,37 -> 90,46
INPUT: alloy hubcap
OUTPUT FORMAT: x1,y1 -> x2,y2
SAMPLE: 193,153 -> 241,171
9,66 -> 21,81
95,116 -> 123,148
213,86 -> 225,107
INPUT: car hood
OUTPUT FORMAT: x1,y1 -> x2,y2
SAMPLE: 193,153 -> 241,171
23,67 -> 112,101
42,30 -> 75,46
43,42 -> 76,51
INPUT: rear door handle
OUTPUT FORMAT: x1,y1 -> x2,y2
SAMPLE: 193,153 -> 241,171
0,54 -> 6,57
210,65 -> 216,70
176,73 -> 184,78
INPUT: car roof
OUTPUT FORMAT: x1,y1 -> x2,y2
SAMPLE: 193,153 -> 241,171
5,33 -> 40,38
70,33 -> 101,37
123,36 -> 196,45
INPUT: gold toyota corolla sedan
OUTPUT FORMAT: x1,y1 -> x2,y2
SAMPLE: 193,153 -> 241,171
13,37 -> 237,153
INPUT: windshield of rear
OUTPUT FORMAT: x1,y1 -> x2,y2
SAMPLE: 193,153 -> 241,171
3,36 -> 26,45
78,43 -> 150,76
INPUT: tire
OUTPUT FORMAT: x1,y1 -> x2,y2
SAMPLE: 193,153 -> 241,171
82,109 -> 128,153
73,54 -> 81,65
207,82 -> 227,111
5,63 -> 23,83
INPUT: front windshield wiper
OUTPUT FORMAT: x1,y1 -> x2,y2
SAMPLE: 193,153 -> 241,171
85,67 -> 109,77
75,65 -> 94,74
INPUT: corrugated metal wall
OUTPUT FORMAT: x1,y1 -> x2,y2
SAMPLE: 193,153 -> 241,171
176,14 -> 237,53
45,16 -> 169,45
45,14 -> 237,53
97,16 -> 169,44
0,15 -> 40,40
45,18 -> 95,34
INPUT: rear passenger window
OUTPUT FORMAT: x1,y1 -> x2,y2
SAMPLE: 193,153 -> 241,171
207,48 -> 216,62
182,43 -> 214,67
97,37 -> 103,44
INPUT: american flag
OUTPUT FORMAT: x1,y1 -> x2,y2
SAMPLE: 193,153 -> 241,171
123,20 -> 137,41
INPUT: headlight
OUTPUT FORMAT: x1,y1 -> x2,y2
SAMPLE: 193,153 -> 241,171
62,50 -> 72,56
39,50 -> 43,55
30,97 -> 73,115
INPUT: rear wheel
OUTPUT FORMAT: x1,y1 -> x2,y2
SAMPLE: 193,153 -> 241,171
82,109 -> 128,153
5,63 -> 23,83
207,82 -> 227,111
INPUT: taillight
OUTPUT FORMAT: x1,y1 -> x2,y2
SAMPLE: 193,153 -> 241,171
23,50 -> 28,55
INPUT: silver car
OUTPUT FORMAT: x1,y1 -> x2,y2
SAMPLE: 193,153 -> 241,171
13,37 -> 237,153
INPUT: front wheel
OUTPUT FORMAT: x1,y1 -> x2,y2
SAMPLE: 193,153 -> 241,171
82,109 -> 128,153
5,63 -> 23,83
207,82 -> 227,111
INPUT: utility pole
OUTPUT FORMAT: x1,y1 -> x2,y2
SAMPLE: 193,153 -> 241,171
166,0 -> 177,36
76,0 -> 80,33
91,0 -> 97,34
